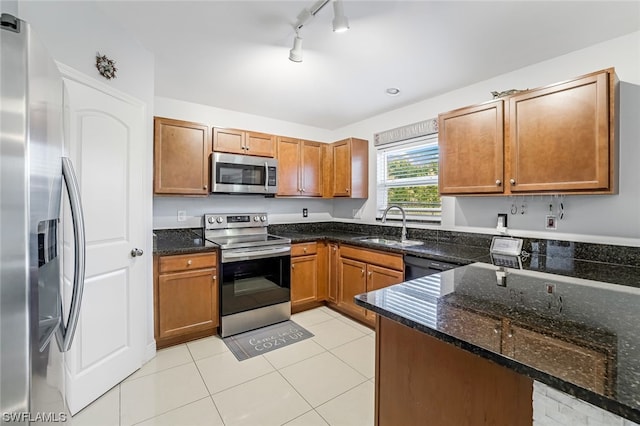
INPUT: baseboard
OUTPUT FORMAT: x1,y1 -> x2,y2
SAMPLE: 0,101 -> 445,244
144,340 -> 157,363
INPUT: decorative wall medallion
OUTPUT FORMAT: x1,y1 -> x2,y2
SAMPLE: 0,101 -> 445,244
491,88 -> 528,99
96,53 -> 117,80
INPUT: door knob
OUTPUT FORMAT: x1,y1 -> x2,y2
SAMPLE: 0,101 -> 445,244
131,248 -> 144,257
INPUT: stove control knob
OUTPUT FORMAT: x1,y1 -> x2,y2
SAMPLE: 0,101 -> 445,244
260,215 -> 267,222
216,216 -> 224,224
254,216 -> 260,222
207,217 -> 215,224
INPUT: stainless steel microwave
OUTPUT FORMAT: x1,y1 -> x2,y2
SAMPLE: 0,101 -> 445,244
211,152 -> 278,195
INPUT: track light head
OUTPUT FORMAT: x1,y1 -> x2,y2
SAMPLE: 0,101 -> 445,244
289,34 -> 303,63
332,0 -> 349,33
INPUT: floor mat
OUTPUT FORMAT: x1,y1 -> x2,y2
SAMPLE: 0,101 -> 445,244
223,320 -> 314,361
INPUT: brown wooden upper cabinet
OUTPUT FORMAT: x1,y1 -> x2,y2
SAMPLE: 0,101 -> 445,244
324,137 -> 369,198
438,68 -> 618,196
277,137 -> 323,197
212,127 -> 275,158
154,117 -> 210,196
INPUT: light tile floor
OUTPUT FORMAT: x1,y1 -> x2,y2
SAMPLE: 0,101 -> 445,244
69,307 -> 375,426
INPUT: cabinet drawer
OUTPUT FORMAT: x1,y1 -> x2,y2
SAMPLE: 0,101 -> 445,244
159,252 -> 217,273
340,245 -> 403,271
292,242 -> 317,257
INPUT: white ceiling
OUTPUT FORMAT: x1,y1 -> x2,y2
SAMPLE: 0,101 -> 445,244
96,1 -> 640,130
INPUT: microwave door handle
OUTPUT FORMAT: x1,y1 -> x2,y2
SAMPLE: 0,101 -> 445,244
58,157 -> 86,352
264,162 -> 269,192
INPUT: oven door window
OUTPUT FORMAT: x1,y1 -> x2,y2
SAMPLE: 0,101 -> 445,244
216,162 -> 265,186
221,255 -> 290,316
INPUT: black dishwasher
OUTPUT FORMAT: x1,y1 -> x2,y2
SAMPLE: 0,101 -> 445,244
404,255 -> 460,280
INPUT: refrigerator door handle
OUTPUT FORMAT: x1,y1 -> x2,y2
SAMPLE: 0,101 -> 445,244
58,157 -> 86,352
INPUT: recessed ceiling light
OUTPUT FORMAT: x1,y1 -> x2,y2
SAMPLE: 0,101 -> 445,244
386,88 -> 400,96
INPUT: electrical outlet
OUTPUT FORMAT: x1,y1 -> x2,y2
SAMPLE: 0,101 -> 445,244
302,208 -> 308,218
177,210 -> 187,222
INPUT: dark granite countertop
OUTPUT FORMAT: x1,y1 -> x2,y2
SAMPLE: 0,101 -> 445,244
355,263 -> 640,423
153,228 -> 217,255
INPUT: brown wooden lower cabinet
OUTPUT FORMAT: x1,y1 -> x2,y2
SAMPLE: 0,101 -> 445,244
376,316 -> 533,426
335,245 -> 404,325
291,242 -> 324,313
154,252 -> 218,348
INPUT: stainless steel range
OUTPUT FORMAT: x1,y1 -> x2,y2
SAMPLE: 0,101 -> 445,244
205,213 -> 291,337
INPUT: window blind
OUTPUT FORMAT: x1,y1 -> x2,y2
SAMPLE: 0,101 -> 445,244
376,134 -> 441,221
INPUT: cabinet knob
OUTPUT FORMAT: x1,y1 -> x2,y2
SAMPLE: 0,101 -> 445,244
510,178 -> 516,185
368,271 -> 372,277
493,326 -> 500,334
346,188 -> 350,192
203,185 -> 208,190
361,269 -> 365,276
333,247 -> 336,252
187,260 -> 192,265
245,146 -> 250,151
291,264 -> 295,269
303,247 -> 307,253
495,180 -> 502,186
212,275 -> 216,280
507,329 -> 513,338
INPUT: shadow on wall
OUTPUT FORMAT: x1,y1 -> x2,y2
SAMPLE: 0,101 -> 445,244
454,81 -> 640,240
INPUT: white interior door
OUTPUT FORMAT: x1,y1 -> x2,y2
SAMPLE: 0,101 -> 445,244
61,70 -> 147,415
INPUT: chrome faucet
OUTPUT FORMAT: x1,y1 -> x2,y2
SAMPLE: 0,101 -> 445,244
382,205 -> 407,242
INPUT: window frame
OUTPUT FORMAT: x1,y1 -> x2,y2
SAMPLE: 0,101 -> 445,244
376,134 -> 441,223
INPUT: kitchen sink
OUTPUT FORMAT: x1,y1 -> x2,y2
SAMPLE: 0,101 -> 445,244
352,236 -> 424,247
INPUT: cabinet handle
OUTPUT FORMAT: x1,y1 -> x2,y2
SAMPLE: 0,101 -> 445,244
303,247 -> 307,253
212,275 -> 216,280
361,269 -> 365,276
291,264 -> 295,269
495,180 -> 501,186
507,329 -> 513,338
245,146 -> 250,151
493,326 -> 500,334
187,260 -> 192,265
203,185 -> 208,190
346,188 -> 350,192
333,247 -> 336,252
368,271 -> 372,278
510,178 -> 516,185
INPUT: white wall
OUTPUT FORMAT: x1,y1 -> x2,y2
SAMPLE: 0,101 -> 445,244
153,98 -> 341,228
335,31 -> 640,246
17,1 -> 158,359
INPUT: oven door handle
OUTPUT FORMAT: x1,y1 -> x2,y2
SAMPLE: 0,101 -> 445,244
222,246 -> 291,263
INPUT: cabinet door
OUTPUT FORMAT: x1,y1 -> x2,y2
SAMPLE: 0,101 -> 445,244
503,324 -> 610,395
291,255 -> 318,307
301,140 -> 323,196
338,257 -> 367,319
327,243 -> 339,303
365,264 -> 404,322
246,131 -> 275,157
438,101 -> 504,194
213,127 -> 245,155
154,117 -> 209,195
508,72 -> 611,193
332,140 -> 351,197
277,137 -> 301,195
157,268 -> 218,339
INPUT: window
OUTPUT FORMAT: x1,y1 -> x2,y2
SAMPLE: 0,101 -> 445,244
376,134 -> 441,221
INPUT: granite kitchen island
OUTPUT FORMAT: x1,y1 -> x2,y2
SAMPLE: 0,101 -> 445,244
355,262 -> 640,425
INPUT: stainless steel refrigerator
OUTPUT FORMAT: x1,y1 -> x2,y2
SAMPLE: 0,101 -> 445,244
1,13 -> 85,423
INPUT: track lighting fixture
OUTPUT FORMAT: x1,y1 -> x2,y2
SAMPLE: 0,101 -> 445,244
332,0 -> 349,33
289,33 -> 303,63
288,0 -> 350,63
